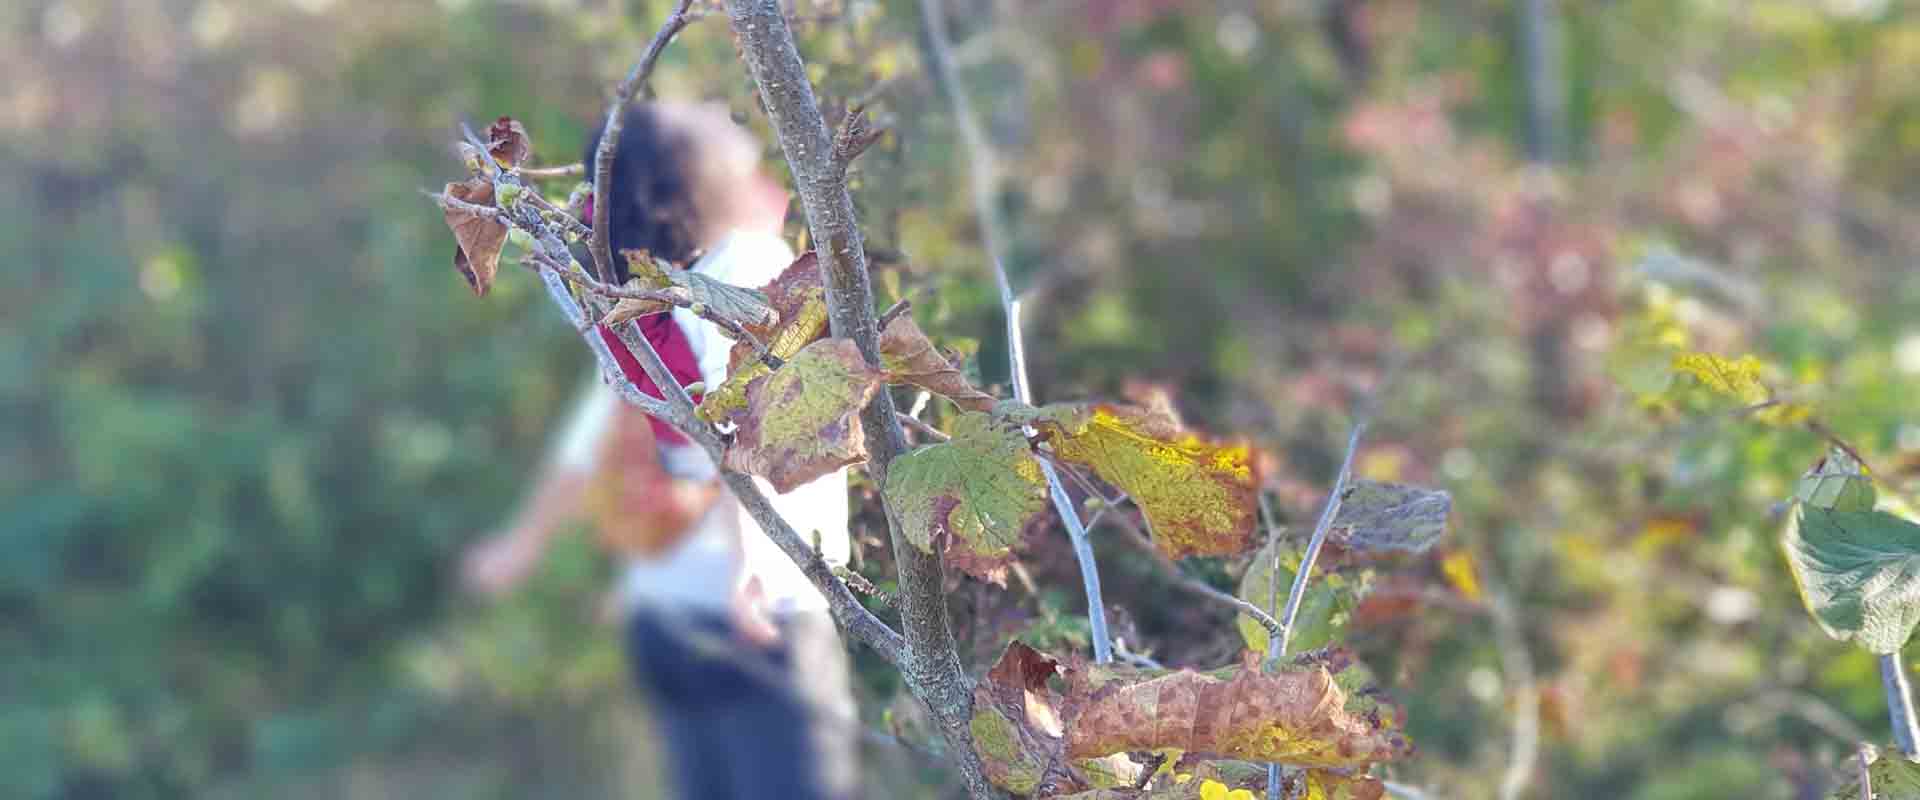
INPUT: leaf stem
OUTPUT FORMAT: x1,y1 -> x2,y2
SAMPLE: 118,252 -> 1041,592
1882,653 -> 1919,758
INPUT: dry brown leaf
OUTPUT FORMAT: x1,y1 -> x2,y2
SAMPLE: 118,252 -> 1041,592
1066,650 -> 1410,767
972,643 -> 1411,797
442,178 -> 505,296
880,313 -> 997,411
486,116 -> 532,169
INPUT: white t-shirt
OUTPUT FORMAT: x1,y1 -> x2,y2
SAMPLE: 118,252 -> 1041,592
553,232 -> 848,616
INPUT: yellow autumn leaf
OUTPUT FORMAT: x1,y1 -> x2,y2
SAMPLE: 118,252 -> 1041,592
1441,550 -> 1483,602
1198,779 -> 1231,800
1013,403 -> 1261,559
1671,352 -> 1769,405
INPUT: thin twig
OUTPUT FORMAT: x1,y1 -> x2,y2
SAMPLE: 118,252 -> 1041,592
896,411 -> 951,442
1493,592 -> 1539,800
1268,417 -> 1369,800
590,0 -> 701,284
1882,653 -> 1920,758
519,162 -> 586,179
1084,479 -> 1287,644
1383,780 -> 1439,800
540,255 -> 783,369
1859,743 -> 1876,800
878,297 -> 914,331
993,260 -> 1112,663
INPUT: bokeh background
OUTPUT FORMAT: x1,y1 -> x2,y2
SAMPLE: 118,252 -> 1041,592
7,0 -> 1920,797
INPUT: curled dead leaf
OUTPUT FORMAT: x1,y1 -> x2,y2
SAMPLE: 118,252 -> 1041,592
442,178 -> 506,296
971,643 -> 1411,797
486,116 -> 532,169
880,313 -> 997,412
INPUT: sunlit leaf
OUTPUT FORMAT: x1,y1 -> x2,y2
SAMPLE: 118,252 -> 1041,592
701,253 -> 831,424
722,338 -> 880,493
1671,351 -> 1769,404
1330,480 -> 1451,554
1783,453 -> 1920,654
1007,403 -> 1260,559
885,412 -> 1048,583
441,178 -> 505,296
880,313 -> 997,412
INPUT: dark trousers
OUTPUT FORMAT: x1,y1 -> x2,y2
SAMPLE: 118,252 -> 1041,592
625,609 -> 858,800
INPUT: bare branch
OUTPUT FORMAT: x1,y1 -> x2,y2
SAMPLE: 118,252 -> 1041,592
928,0 -> 1109,664
896,411 -> 951,443
589,0 -> 701,284
878,297 -> 913,331
1493,591 -> 1539,800
1268,413 -> 1370,800
519,162 -> 585,180
829,105 -> 887,179
1858,744 -> 1875,800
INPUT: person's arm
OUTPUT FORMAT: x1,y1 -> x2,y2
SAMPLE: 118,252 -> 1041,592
462,382 -> 617,596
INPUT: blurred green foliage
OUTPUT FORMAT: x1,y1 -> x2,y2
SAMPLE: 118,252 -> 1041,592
8,0 -> 1920,798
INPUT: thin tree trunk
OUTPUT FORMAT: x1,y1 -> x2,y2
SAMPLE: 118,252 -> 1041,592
721,2 -> 998,796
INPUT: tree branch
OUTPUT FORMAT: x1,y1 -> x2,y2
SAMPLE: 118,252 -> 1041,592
722,2 -> 996,796
589,0 -> 700,284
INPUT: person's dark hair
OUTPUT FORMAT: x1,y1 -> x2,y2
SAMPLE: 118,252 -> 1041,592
584,105 -> 704,283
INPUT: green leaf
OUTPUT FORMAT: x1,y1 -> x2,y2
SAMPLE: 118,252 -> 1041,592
1237,535 -> 1356,655
1782,503 -> 1920,654
885,413 -> 1048,582
722,338 -> 880,493
1795,449 -> 1877,512
1824,751 -> 1920,800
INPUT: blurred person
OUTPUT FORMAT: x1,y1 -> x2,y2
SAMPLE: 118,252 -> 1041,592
461,102 -> 858,800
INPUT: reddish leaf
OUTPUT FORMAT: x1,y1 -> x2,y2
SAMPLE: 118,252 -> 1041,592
486,116 -> 532,168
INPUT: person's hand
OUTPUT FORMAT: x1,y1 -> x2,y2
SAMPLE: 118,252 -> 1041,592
730,574 -> 781,647
461,529 -> 541,598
